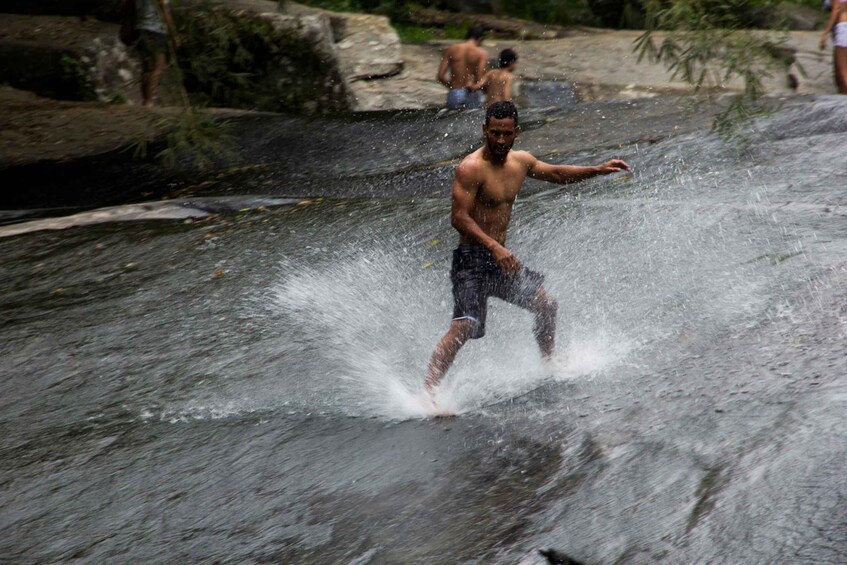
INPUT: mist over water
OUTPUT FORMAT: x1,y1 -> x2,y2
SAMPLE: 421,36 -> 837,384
254,132 -> 808,422
2,97 -> 846,563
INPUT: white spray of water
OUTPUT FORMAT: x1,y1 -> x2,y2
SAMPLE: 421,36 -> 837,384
266,244 -> 636,419
153,157 -> 808,423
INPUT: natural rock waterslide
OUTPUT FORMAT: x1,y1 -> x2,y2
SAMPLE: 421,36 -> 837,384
1,94 -> 846,563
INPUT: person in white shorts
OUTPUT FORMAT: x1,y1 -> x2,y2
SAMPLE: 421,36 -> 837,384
127,0 -> 180,106
820,0 -> 847,93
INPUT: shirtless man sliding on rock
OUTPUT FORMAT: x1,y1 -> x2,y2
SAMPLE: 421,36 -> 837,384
437,26 -> 489,109
425,101 -> 630,395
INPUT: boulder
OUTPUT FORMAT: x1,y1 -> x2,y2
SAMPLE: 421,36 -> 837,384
0,14 -> 179,105
278,2 -> 404,111
282,3 -> 403,82
335,14 -> 403,80
256,13 -> 352,113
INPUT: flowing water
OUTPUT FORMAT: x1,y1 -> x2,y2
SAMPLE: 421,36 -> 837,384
1,96 -> 847,564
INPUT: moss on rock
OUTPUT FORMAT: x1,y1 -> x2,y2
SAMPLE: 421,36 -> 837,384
175,5 -> 350,113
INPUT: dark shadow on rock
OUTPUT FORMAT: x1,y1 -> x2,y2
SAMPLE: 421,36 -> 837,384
539,548 -> 586,565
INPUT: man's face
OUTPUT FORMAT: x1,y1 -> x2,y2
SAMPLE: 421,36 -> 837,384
483,117 -> 519,158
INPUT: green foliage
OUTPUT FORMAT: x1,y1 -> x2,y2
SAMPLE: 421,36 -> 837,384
176,7 -> 283,109
285,0 -> 362,10
393,23 -> 469,41
58,54 -> 97,101
107,91 -> 128,105
500,0 -> 596,27
175,4 -> 340,113
284,0 -> 403,15
128,2 -> 236,169
636,0 -> 791,137
295,0 -> 828,30
586,0 -> 644,28
133,111 -> 232,169
156,113 -> 232,169
295,0 -> 599,25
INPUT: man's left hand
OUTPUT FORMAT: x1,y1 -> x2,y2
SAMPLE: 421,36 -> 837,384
599,159 -> 630,174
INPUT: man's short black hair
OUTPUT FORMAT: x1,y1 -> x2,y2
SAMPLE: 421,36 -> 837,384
485,101 -> 519,127
466,26 -> 486,41
498,48 -> 518,68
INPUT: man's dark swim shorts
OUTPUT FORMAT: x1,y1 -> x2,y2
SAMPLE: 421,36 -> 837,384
451,244 -> 544,339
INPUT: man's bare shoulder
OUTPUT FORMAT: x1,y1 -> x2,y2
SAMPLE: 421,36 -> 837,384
455,149 -> 486,178
509,150 -> 537,168
443,43 -> 462,57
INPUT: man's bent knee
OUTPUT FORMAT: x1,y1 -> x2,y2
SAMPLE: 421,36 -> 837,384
448,319 -> 474,344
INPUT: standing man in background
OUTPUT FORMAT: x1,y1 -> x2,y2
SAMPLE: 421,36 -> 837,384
127,0 -> 179,107
437,26 -> 489,110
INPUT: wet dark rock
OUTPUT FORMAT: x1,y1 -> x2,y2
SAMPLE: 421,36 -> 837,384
539,548 -> 585,565
0,14 -> 177,105
2,96 -> 847,564
0,0 -> 123,21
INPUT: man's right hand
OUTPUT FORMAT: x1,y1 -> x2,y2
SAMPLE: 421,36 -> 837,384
492,245 -> 521,274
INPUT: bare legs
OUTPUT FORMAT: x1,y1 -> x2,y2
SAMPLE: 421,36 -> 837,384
142,52 -> 167,107
425,319 -> 473,392
531,288 -> 558,359
425,287 -> 558,393
835,46 -> 847,94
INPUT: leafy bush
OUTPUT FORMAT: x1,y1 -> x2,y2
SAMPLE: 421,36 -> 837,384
394,22 -> 471,40
499,0 -> 597,27
176,7 -> 286,109
636,0 -> 792,135
59,54 -> 97,101
293,0 -> 831,29
175,3 -> 344,113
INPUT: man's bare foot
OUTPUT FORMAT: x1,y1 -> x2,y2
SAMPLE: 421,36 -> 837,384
542,353 -> 568,375
423,386 -> 456,418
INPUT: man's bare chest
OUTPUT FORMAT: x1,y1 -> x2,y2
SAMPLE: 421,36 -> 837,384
476,168 -> 527,206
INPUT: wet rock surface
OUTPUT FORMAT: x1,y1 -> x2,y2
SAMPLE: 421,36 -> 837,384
1,97 -> 846,563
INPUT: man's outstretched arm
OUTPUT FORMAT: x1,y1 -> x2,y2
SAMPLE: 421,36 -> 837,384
527,154 -> 630,185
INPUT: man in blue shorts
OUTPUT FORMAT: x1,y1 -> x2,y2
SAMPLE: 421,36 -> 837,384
424,101 -> 630,393
437,26 -> 488,109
